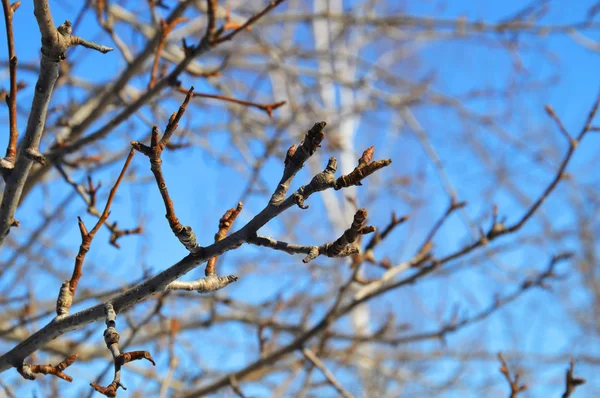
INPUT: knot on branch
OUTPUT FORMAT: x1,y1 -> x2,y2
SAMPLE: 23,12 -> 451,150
295,157 -> 338,209
0,158 -> 15,170
175,225 -> 200,253
92,304 -> 154,396
57,19 -> 72,36
302,209 -> 375,263
24,148 -> 46,165
270,121 -> 327,206
197,275 -> 239,294
166,274 -> 239,293
103,329 -> 120,347
206,202 -> 243,276
38,19 -> 113,62
55,281 -> 73,317
324,209 -> 375,257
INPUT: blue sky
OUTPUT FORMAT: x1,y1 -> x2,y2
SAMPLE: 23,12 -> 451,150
1,1 -> 600,397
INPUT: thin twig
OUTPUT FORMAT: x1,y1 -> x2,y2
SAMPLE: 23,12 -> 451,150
212,0 -> 286,44
205,202 -> 243,276
131,87 -> 200,252
149,18 -> 188,89
302,347 -> 353,398
415,199 -> 466,256
204,0 -> 217,41
176,87 -> 286,118
498,353 -> 527,398
250,208 -> 375,264
56,149 -> 135,318
562,359 -> 585,398
55,164 -> 142,248
504,92 -> 600,234
1,0 -> 20,168
545,104 -> 576,146
43,0 -> 286,161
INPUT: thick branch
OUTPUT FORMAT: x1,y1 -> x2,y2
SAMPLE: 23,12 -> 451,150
0,6 -> 113,247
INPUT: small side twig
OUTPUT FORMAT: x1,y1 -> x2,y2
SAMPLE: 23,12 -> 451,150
185,54 -> 230,78
302,347 -> 353,398
17,354 -> 78,383
333,146 -> 392,191
90,303 -> 155,397
35,17 -> 113,62
250,208 -> 375,264
364,211 -> 408,253
415,198 -> 467,256
228,374 -> 247,398
1,0 -> 20,170
498,352 -> 527,398
149,17 -> 188,89
55,165 -> 143,248
211,0 -> 286,45
270,121 -> 327,206
545,104 -> 577,147
291,147 -> 392,210
55,149 -> 135,318
562,359 -> 586,398
317,209 -> 375,261
361,211 -> 408,268
176,87 -> 286,118
131,87 -> 201,253
205,202 -> 243,276
502,93 -> 600,235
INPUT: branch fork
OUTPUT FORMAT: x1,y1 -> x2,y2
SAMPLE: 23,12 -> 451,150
17,353 -> 78,383
90,303 -> 155,397
131,87 -> 201,253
